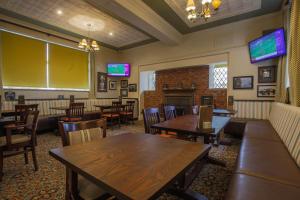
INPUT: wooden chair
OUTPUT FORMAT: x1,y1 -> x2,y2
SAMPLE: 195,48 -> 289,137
120,103 -> 134,124
61,102 -> 84,122
14,104 -> 38,123
0,110 -> 39,181
143,108 -> 178,139
102,102 -> 121,128
163,105 -> 177,121
59,119 -> 112,200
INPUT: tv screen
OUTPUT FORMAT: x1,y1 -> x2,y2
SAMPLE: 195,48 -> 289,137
248,28 -> 286,63
107,63 -> 130,77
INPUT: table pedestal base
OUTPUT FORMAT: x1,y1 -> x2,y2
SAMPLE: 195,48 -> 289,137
207,156 -> 226,167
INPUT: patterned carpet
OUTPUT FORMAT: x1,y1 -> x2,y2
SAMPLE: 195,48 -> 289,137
0,121 -> 240,200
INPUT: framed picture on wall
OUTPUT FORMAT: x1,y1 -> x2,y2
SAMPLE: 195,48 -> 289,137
233,76 -> 254,89
128,84 -> 137,92
258,66 -> 277,83
109,81 -> 117,90
257,85 -> 276,97
121,80 -> 128,88
120,89 -> 128,97
97,72 -> 107,92
4,91 -> 15,101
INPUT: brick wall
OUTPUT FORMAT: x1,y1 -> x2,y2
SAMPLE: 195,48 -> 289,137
144,66 -> 227,109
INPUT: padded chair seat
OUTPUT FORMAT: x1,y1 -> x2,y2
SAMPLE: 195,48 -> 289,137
120,111 -> 133,115
60,117 -> 82,122
78,175 -> 106,200
102,113 -> 120,118
226,174 -> 300,200
244,120 -> 281,142
237,138 -> 300,187
0,134 -> 31,147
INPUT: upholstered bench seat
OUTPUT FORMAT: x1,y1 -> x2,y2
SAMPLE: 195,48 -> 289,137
243,120 -> 281,142
236,138 -> 300,187
226,174 -> 300,200
226,103 -> 300,200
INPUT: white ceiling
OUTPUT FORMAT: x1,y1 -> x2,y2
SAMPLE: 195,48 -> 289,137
165,0 -> 262,27
0,0 -> 151,48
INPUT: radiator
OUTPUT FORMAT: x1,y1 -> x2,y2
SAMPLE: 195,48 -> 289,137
233,100 -> 273,119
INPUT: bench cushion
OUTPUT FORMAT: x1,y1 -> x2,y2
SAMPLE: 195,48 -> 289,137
236,138 -> 300,187
269,103 -> 300,167
226,174 -> 300,200
244,120 -> 281,142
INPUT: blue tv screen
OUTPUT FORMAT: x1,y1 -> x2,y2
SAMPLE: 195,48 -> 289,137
248,28 -> 286,63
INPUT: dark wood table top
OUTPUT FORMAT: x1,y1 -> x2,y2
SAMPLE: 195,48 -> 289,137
152,115 -> 231,137
213,109 -> 236,116
94,104 -> 128,108
49,133 -> 211,200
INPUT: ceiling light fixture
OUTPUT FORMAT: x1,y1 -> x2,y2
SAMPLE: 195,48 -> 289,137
56,9 -> 63,15
109,32 -> 114,36
186,0 -> 222,22
78,24 -> 100,52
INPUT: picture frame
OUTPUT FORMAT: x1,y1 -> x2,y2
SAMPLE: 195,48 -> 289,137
109,81 -> 117,90
233,76 -> 254,89
121,80 -> 128,88
258,66 -> 277,83
120,89 -> 128,97
4,91 -> 15,101
97,72 -> 107,92
257,85 -> 276,97
128,84 -> 137,92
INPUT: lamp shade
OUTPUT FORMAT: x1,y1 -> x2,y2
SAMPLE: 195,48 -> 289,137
212,0 -> 222,10
186,0 -> 196,11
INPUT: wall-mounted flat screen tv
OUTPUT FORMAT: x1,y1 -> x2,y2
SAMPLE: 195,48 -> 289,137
107,63 -> 130,77
248,28 -> 286,63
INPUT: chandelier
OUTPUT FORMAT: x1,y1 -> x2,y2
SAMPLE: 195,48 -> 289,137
78,23 -> 100,51
186,0 -> 222,22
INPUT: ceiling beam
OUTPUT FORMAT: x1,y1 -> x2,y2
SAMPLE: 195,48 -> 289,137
85,0 -> 182,45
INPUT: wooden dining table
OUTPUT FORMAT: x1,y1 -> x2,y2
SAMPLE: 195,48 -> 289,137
49,133 -> 211,200
152,115 -> 231,144
213,109 -> 237,116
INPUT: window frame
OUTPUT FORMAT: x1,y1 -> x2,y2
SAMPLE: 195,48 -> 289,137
209,62 -> 228,89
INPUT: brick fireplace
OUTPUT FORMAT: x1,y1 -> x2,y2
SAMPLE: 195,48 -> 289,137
143,66 -> 227,110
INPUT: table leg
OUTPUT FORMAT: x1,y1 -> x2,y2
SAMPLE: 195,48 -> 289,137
65,168 -> 78,200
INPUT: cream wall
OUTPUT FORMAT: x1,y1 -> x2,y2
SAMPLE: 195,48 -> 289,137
120,12 -> 283,101
0,14 -> 121,100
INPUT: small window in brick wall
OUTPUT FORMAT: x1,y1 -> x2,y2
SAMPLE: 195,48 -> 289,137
140,71 -> 156,93
209,62 -> 228,89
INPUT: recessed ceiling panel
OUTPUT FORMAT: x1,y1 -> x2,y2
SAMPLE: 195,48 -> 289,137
0,0 -> 151,48
165,0 -> 262,27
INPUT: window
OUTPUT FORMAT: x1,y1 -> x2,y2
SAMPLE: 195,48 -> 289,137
209,63 -> 228,89
140,71 -> 156,93
0,30 -> 89,91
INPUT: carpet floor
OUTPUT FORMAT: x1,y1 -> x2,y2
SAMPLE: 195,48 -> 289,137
0,121 -> 240,200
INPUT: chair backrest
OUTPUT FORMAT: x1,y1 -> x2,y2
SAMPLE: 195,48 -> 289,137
163,105 -> 177,120
124,103 -> 134,113
192,105 -> 199,115
15,104 -> 39,122
143,108 -> 161,134
59,118 -> 107,146
70,95 -> 75,104
126,100 -> 135,105
201,96 -> 214,106
24,110 -> 39,145
67,102 -> 84,118
112,101 -> 122,113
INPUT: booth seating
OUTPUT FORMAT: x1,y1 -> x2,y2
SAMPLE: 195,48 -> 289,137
226,102 -> 300,200
1,98 -> 139,132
